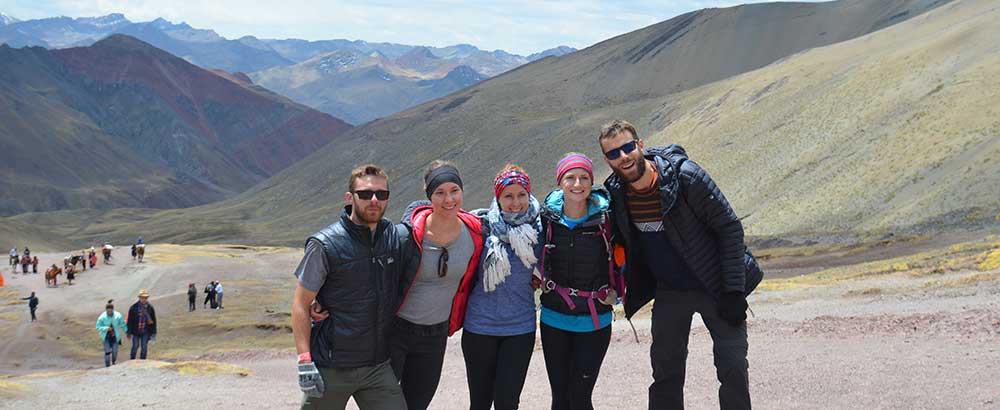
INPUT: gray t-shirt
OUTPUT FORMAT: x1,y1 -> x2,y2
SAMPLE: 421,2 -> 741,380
397,223 -> 474,325
294,241 -> 328,292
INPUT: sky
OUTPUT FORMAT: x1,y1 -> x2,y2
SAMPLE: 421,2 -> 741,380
0,0 -> 823,55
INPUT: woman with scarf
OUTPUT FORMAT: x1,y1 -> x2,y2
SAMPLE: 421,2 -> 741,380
393,160 -> 485,410
539,153 -> 616,410
463,165 -> 541,410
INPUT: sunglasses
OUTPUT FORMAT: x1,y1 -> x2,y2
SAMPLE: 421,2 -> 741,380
353,190 -> 390,201
604,140 -> 639,160
437,247 -> 449,278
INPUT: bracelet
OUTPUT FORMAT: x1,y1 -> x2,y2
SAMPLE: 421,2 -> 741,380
297,351 -> 312,363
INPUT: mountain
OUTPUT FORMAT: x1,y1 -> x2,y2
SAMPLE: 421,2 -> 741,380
0,34 -> 351,216
528,46 -> 577,61
252,49 -> 486,124
0,12 -> 19,26
0,15 -> 292,72
9,0 -> 979,248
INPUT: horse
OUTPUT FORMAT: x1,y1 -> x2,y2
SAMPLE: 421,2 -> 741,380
45,265 -> 62,287
136,244 -> 145,263
102,247 -> 112,264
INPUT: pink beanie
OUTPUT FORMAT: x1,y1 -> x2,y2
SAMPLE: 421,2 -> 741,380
556,154 -> 594,184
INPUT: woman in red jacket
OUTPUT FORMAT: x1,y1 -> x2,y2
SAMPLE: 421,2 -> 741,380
392,160 -> 485,410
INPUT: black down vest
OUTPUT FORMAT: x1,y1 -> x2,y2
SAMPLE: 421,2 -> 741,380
539,196 -> 613,317
307,206 -> 408,369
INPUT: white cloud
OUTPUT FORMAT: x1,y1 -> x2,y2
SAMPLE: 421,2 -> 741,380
0,0 -> 823,55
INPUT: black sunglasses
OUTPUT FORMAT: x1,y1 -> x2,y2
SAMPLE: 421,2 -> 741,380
437,247 -> 449,278
353,190 -> 390,201
604,140 -> 639,160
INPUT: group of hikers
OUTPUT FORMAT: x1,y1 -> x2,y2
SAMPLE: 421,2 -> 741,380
188,280 -> 225,311
292,120 -> 764,410
94,289 -> 158,367
9,246 -> 39,273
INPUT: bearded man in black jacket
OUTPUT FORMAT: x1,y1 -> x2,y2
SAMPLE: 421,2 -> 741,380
600,120 -> 763,410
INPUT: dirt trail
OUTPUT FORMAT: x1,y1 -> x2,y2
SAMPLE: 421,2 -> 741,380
1,243 -> 997,409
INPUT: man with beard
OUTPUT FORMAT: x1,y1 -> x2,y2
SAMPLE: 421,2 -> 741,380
599,120 -> 763,410
291,164 -> 409,410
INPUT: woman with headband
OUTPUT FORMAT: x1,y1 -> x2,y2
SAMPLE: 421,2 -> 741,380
393,160 -> 485,410
463,164 -> 542,410
538,153 -> 618,410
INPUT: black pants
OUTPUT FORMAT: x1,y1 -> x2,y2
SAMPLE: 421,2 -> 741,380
389,317 -> 448,410
462,330 -> 536,410
29,307 -> 37,321
649,288 -> 750,410
204,292 -> 216,308
188,296 -> 196,311
540,322 -> 611,410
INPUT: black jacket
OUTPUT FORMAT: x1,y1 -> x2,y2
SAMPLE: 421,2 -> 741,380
539,189 -> 614,317
126,302 -> 157,336
307,205 -> 410,368
605,145 -> 763,318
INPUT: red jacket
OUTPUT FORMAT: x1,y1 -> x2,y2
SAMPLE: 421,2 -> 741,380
398,203 -> 484,336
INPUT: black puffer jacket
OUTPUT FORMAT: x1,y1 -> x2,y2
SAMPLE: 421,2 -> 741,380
307,205 -> 411,368
539,188 -> 614,317
605,145 -> 763,319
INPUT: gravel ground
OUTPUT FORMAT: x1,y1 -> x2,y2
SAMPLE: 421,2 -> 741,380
1,245 -> 998,409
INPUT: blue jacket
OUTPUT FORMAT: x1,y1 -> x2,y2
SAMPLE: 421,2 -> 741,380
96,311 -> 127,343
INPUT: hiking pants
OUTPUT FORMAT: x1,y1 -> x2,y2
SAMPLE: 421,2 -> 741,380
300,360 -> 405,410
103,337 -> 119,367
130,332 -> 151,360
22,264 -> 27,273
32,264 -> 37,273
216,293 -> 223,308
462,330 -> 536,410
188,296 -> 196,311
540,322 -> 611,410
204,292 -> 214,307
389,317 -> 448,410
29,307 -> 36,321
649,288 -> 750,410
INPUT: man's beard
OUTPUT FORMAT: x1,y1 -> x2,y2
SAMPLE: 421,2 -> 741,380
617,155 -> 647,184
353,199 -> 386,224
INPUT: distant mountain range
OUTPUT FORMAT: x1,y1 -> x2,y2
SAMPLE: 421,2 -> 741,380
0,12 -> 18,26
0,13 -> 576,123
0,34 -> 351,216
12,0 -> 978,248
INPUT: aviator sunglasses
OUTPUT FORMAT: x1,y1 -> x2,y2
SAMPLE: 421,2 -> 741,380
353,190 -> 390,201
604,140 -> 639,160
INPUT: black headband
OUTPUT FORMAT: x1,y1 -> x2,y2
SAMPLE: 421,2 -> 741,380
425,165 -> 463,199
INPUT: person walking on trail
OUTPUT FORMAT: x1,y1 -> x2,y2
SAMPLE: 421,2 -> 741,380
96,299 -> 127,367
204,281 -> 217,309
463,164 -> 541,410
187,283 -> 197,312
131,244 -> 137,260
9,247 -> 17,267
538,153 -> 618,410
31,256 -> 38,274
89,251 -> 97,269
599,120 -> 764,410
22,292 -> 39,322
20,255 -> 30,273
214,281 -> 224,309
292,164 -> 407,410
126,289 -> 157,360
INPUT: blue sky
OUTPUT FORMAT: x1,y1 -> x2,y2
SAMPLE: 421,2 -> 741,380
0,1 -> 822,55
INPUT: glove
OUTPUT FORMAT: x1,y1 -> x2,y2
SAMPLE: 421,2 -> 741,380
298,362 -> 325,398
718,292 -> 748,327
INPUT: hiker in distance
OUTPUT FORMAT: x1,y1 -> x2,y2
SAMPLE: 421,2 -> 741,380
463,164 -> 541,410
96,299 -> 127,367
539,153 -> 622,410
22,291 -> 39,322
393,160 -> 485,410
291,164 -> 408,410
127,289 -> 158,360
599,120 -> 763,410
